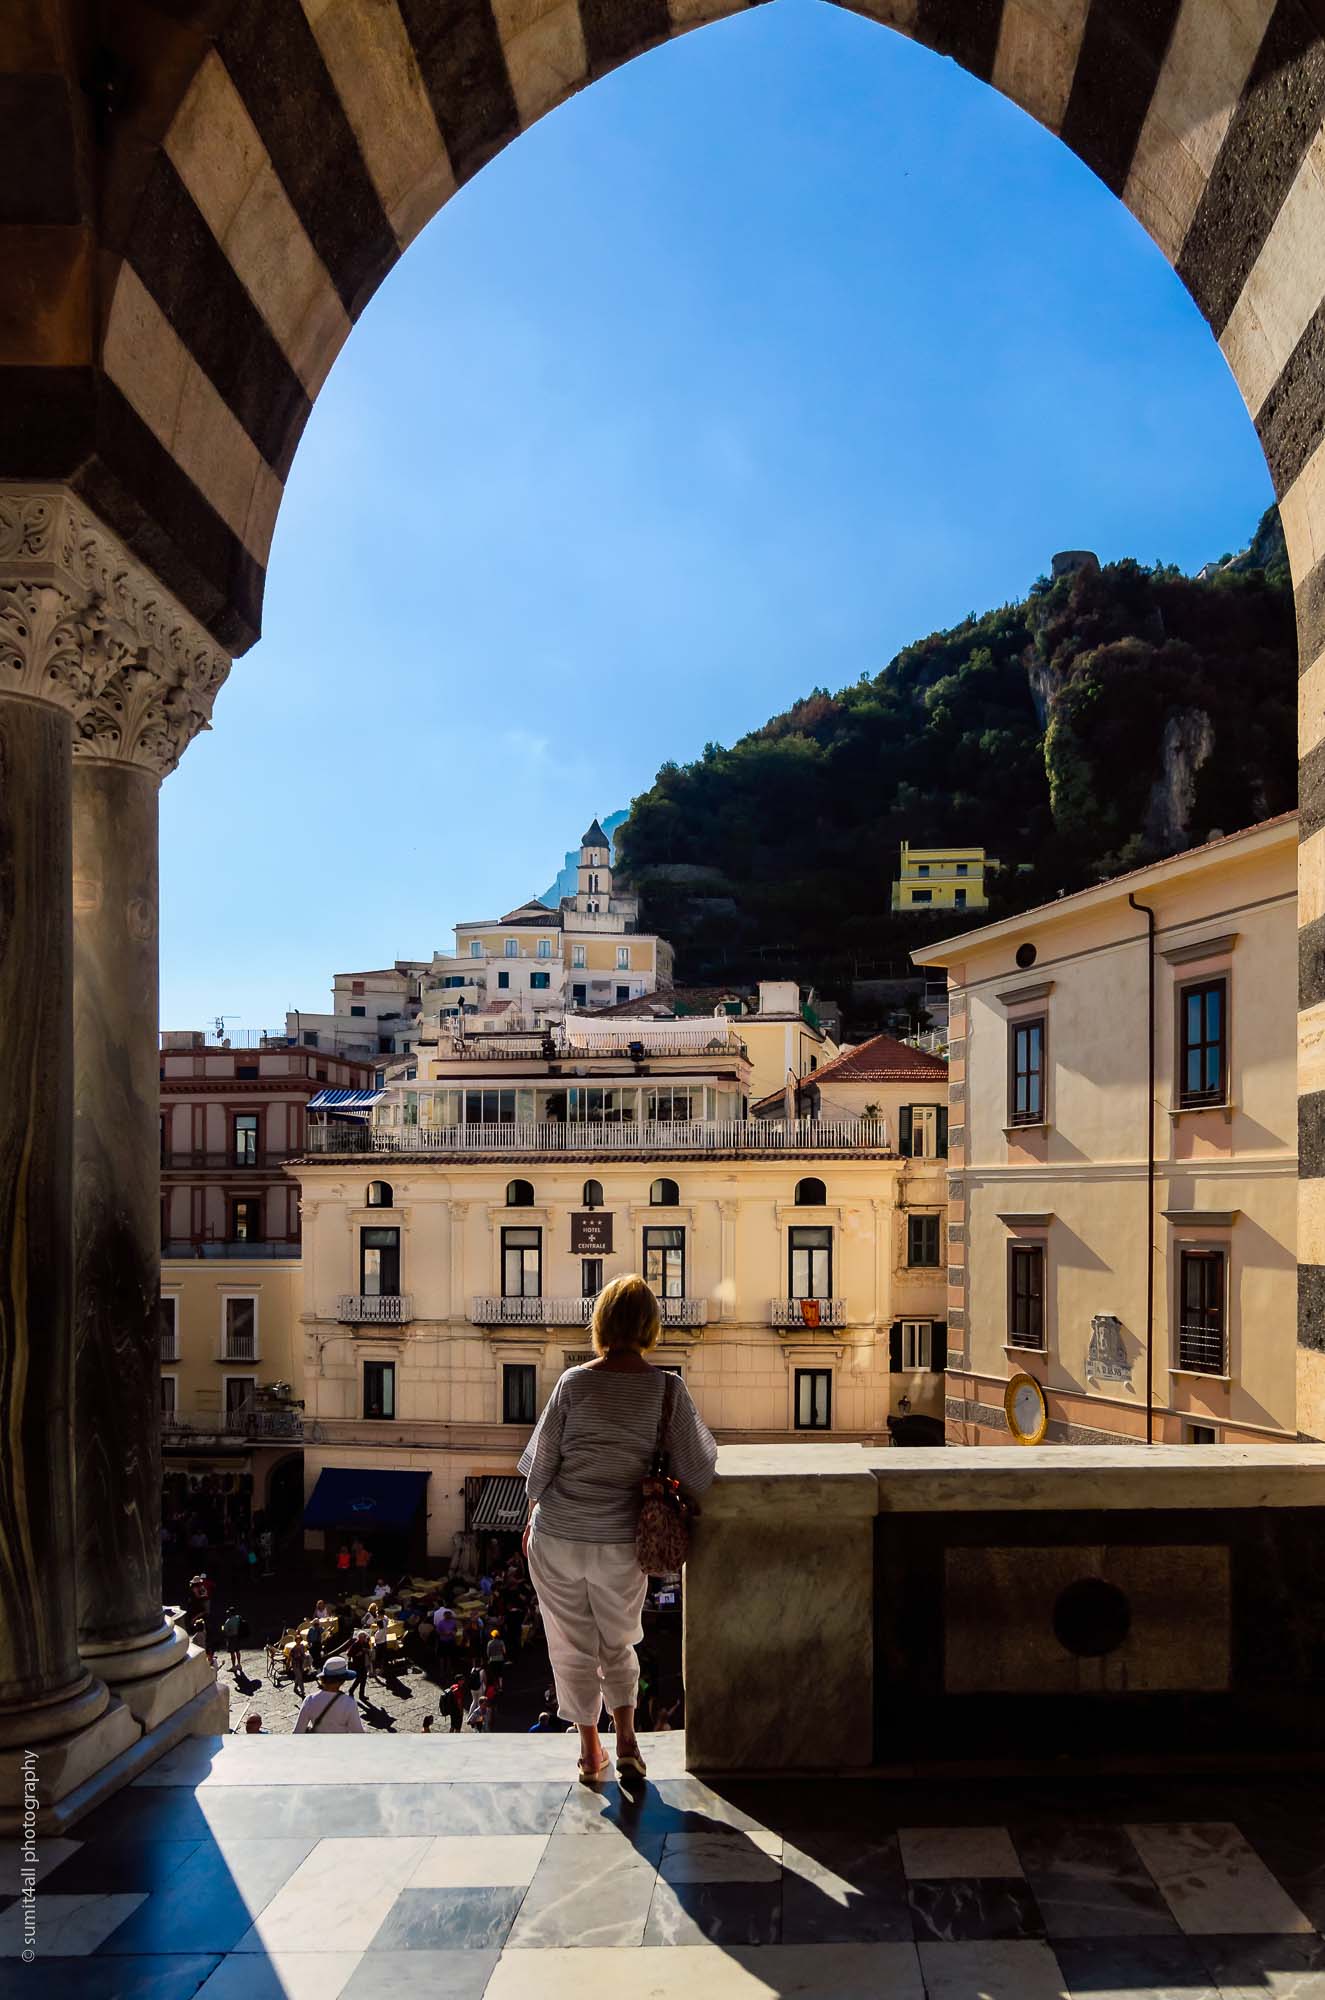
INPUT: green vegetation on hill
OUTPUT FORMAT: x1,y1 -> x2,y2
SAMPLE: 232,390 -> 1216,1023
616,509 -> 1296,1000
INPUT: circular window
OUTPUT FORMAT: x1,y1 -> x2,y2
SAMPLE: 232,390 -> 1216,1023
1015,942 -> 1038,970
1052,1577 -> 1131,1658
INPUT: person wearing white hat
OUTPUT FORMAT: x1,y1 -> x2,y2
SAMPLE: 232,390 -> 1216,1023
293,1656 -> 366,1734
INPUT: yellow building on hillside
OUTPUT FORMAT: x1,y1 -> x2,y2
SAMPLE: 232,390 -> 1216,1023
892,841 -> 997,913
913,814 -> 1298,1448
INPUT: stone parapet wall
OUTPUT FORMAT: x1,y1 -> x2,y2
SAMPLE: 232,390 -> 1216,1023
685,1443 -> 1325,1776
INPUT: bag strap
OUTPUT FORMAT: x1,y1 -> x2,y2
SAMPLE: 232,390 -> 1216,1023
650,1370 -> 674,1476
307,1691 -> 347,1733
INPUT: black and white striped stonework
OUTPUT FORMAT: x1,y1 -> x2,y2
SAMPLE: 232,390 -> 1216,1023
9,0 -> 1325,1367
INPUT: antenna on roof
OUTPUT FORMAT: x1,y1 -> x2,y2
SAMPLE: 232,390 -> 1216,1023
213,1013 -> 240,1041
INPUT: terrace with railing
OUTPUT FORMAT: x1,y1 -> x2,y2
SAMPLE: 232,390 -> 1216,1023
307,1116 -> 896,1157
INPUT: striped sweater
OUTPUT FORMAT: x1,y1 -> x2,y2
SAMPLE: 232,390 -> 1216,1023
518,1363 -> 718,1545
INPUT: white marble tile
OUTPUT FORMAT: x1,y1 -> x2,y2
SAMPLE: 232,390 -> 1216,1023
0,1836 -> 80,1897
140,1731 -> 685,1786
488,1942 -> 925,1998
0,1890 -> 146,1956
235,1836 -> 430,1953
408,1834 -> 549,1887
196,1950 -> 365,2000
660,1830 -> 782,1883
1127,1822 -> 1315,1935
900,1826 -> 1023,1880
917,1939 -> 1068,1999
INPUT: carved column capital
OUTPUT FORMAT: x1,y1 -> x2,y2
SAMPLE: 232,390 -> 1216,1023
0,485 -> 230,777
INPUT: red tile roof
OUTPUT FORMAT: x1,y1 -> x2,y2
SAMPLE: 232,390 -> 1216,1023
755,1032 -> 947,1106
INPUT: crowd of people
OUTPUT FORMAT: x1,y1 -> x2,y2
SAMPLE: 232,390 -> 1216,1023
183,1541 -> 681,1737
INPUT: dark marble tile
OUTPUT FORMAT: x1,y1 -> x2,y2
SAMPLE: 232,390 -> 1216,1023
43,1840 -> 202,1896
1014,1824 -> 1179,1938
367,1885 -> 525,1951
908,1876 -> 1045,1943
1190,1931 -> 1325,1997
342,1949 -> 500,1997
0,1956 -> 222,2000
97,1838 -> 317,1954
507,1833 -> 660,1948
1055,1934 -> 1219,1998
781,1829 -> 912,1945
645,1878 -> 782,1946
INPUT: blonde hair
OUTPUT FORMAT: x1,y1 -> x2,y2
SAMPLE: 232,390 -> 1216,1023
590,1274 -> 661,1356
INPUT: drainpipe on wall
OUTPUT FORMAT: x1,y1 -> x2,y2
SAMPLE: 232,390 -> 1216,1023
1128,892 -> 1157,1444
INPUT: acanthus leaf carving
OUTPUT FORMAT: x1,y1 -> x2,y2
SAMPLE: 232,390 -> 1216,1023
0,486 -> 231,777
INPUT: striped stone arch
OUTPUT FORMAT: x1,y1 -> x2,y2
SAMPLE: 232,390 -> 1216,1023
7,0 -> 1325,1403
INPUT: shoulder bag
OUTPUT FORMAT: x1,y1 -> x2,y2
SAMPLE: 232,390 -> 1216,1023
635,1371 -> 698,1576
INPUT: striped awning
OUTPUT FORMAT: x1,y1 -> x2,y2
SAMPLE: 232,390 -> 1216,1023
470,1474 -> 527,1532
307,1088 -> 385,1112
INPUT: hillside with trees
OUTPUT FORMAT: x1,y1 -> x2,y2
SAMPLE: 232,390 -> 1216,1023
615,509 -> 1297,1005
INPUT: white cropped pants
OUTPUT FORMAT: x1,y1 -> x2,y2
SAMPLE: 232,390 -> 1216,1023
528,1526 -> 648,1726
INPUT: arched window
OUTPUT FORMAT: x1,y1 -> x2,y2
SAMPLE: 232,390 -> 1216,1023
795,1177 -> 826,1207
650,1177 -> 679,1207
582,1179 -> 604,1209
366,1180 -> 393,1208
506,1179 -> 534,1207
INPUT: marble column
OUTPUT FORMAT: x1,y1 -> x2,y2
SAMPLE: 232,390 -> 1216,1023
72,759 -> 195,1718
0,691 -> 110,1762
0,485 -> 230,1825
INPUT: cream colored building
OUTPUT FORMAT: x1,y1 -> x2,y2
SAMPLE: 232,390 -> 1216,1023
892,841 -> 999,913
425,820 -> 674,1033
914,814 -> 1298,1447
159,1255 -> 306,1543
290,1018 -> 948,1556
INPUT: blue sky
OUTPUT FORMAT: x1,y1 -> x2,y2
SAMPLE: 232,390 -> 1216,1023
159,0 -> 1273,1033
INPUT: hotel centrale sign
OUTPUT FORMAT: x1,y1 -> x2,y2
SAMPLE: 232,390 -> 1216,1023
571,1211 -> 614,1255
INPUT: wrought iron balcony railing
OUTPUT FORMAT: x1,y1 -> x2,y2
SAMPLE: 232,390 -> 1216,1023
337,1293 -> 413,1325
471,1295 -> 708,1328
161,1405 -> 303,1441
770,1298 -> 849,1329
162,1240 -> 301,1261
1177,1320 -> 1226,1373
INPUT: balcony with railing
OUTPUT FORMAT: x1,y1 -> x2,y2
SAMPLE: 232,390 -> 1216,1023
770,1297 -> 849,1329
308,1116 -> 893,1157
222,1334 -> 256,1362
336,1293 -> 413,1325
162,1240 -> 301,1261
160,1334 -> 179,1363
161,1402 -> 303,1442
162,1150 -> 296,1171
471,1295 -> 709,1328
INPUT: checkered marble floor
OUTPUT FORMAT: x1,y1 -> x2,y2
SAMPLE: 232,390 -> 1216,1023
4,1734 -> 1325,1997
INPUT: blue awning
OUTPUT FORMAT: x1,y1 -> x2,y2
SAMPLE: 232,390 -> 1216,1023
303,1468 -> 429,1532
307,1088 -> 385,1112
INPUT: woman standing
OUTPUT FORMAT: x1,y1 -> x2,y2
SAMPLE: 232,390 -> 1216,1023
519,1274 -> 717,1783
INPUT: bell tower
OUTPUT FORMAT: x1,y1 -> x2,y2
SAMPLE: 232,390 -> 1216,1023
576,818 -> 612,914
